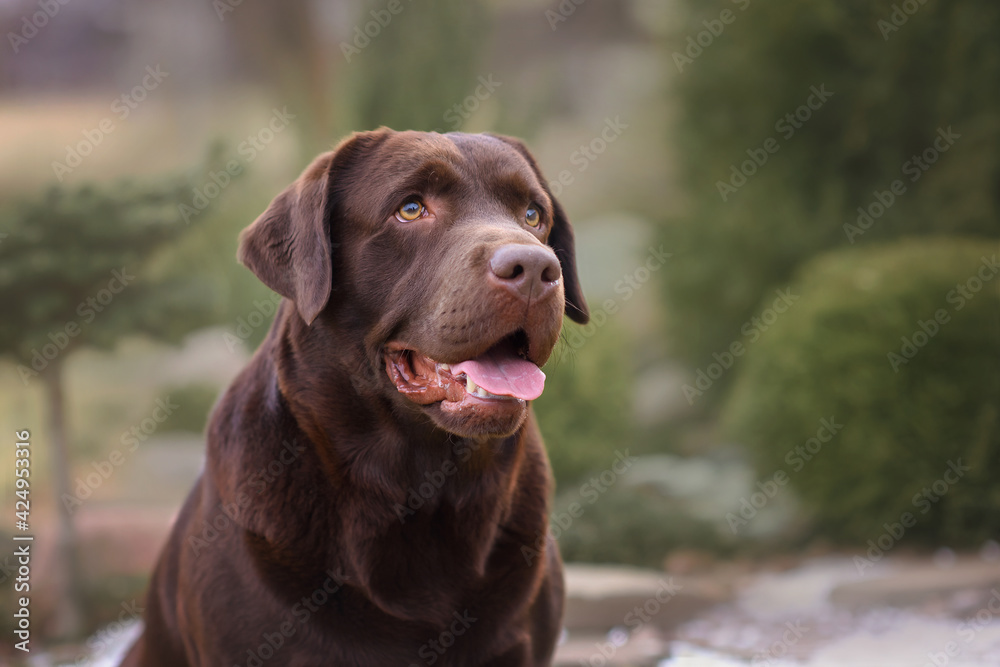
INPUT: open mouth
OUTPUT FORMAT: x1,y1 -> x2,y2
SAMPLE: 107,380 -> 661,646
384,330 -> 546,408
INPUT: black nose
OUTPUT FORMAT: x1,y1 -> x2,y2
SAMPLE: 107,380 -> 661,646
489,244 -> 562,302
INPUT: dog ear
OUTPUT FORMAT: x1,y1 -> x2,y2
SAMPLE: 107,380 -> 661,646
488,134 -> 590,324
545,194 -> 589,324
237,152 -> 336,325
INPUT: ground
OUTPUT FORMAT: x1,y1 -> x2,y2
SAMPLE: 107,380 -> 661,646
28,549 -> 1000,666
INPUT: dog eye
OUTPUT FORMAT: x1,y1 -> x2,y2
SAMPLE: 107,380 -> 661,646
525,206 -> 540,227
396,199 -> 425,222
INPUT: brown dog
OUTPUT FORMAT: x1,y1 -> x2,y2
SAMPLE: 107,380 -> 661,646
121,129 -> 589,666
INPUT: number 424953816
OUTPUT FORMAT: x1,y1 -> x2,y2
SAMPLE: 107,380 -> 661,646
15,430 -> 30,528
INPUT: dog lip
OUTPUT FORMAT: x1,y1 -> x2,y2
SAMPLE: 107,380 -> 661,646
383,346 -> 456,405
383,337 -> 538,405
385,328 -> 538,367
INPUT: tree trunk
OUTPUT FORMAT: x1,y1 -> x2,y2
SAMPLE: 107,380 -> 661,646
225,0 -> 336,159
44,357 -> 84,639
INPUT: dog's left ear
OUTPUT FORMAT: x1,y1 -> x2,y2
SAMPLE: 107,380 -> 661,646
237,152 -> 335,325
489,134 -> 590,324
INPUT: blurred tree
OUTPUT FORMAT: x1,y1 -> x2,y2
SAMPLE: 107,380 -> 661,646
223,0 -> 338,156
535,323 -> 637,488
661,0 -> 1000,404
723,237 -> 1000,545
0,178 -> 216,638
341,0 -> 489,133
222,0 -> 489,155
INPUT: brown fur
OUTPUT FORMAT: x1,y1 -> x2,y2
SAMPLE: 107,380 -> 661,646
122,129 -> 589,667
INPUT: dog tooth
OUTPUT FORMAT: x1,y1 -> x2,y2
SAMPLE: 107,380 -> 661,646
438,363 -> 450,371
466,377 -> 479,394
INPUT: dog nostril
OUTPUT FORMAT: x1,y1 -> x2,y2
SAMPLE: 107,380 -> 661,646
541,263 -> 560,283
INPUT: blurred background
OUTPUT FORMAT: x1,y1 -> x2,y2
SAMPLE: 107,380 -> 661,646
0,0 -> 998,664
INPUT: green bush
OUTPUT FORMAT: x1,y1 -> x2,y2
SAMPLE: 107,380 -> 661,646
535,322 -> 637,488
661,0 -> 1000,386
157,383 -> 221,434
723,237 -> 1000,545
554,484 -> 732,567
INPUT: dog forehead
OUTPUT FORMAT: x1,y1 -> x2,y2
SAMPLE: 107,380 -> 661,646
338,131 -> 545,221
365,131 -> 539,187
445,132 -> 540,180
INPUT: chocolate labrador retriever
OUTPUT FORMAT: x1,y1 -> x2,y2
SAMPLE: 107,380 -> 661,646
122,128 -> 589,666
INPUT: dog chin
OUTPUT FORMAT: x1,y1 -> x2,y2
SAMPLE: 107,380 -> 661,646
425,398 -> 529,438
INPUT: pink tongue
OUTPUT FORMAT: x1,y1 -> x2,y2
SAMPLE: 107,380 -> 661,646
451,349 -> 545,400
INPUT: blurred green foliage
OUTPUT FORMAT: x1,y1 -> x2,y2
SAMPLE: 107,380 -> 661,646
723,237 -> 1000,545
662,0 -> 1000,403
555,484 -> 732,567
0,178 -> 217,366
158,383 -> 220,434
342,0 -> 487,133
535,322 -> 637,488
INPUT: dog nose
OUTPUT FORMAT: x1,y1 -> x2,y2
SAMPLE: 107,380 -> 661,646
489,244 -> 562,302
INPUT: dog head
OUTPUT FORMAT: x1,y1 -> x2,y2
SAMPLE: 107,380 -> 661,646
238,129 -> 588,438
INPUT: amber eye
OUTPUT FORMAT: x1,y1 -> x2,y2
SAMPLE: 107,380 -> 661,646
396,199 -> 424,222
525,206 -> 540,227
